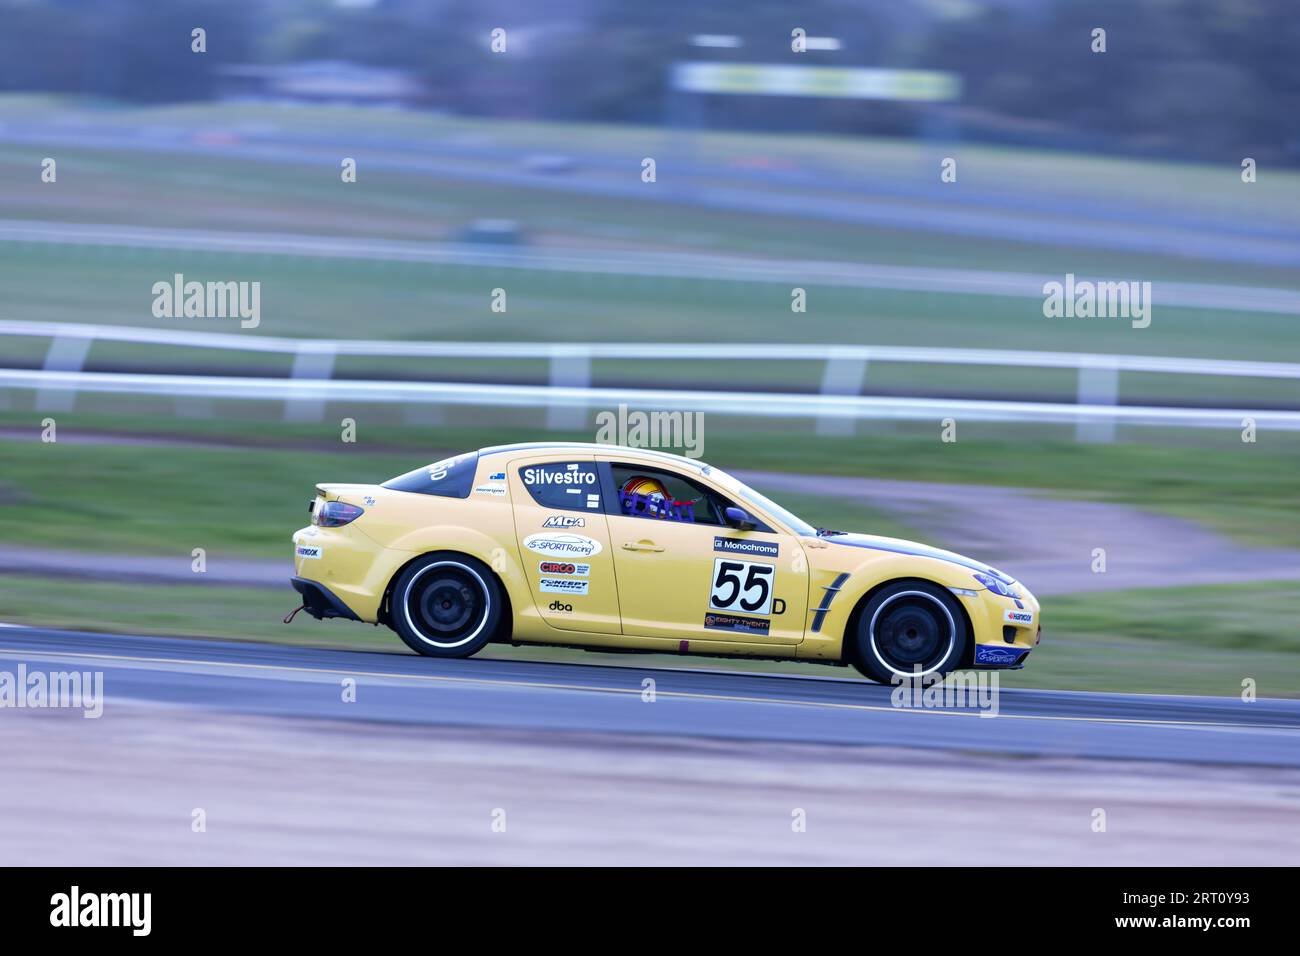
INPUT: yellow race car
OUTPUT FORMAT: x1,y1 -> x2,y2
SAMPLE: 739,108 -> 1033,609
290,442 -> 1040,682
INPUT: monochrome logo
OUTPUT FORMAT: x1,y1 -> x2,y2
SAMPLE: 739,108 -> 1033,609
295,545 -> 322,560
714,537 -> 778,558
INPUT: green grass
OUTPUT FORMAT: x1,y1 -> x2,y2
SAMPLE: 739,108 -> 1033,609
1,575 -> 1294,699
3,96 -> 1300,374
1,415 -> 1297,555
3,243 -> 1297,371
997,582 -> 1300,698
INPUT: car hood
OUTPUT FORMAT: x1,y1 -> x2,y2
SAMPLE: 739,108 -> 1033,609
822,532 -> 1017,586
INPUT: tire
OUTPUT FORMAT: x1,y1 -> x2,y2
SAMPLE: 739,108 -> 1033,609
389,552 -> 503,658
849,580 -> 968,684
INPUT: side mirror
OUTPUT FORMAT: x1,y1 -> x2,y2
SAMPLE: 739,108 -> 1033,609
724,506 -> 756,531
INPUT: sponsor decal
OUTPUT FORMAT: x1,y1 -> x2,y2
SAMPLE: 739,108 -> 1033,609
489,472 -> 506,481
524,533 -> 604,558
542,515 -> 585,528
974,645 -> 1025,666
703,612 -> 770,636
1003,609 -> 1034,626
709,558 -> 775,616
548,600 -> 573,613
540,578 -> 590,595
295,545 -> 322,560
539,561 -> 590,576
522,466 -> 597,486
714,536 -> 779,558
473,483 -> 507,496
363,495 -> 376,506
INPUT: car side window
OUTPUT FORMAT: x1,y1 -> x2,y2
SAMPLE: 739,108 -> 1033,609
608,464 -> 728,526
518,461 -> 602,512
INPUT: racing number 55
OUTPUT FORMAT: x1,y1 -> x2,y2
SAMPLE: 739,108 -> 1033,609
709,559 -> 775,616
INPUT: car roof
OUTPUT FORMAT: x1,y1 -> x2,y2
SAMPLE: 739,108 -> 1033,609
477,441 -> 709,472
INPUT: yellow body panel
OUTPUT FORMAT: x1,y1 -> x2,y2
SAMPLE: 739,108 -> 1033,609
292,443 -> 1041,669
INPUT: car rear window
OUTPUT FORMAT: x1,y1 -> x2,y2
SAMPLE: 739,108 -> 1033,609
382,452 -> 479,498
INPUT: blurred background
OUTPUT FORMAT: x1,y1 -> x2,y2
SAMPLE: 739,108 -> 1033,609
1,0 -> 1298,697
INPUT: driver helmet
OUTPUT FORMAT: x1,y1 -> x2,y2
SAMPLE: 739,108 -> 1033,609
621,476 -> 674,518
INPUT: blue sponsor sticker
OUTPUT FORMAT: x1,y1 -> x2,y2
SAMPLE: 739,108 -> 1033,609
489,472 -> 506,481
974,645 -> 1026,666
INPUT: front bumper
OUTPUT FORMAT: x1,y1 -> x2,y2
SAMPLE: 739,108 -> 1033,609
290,576 -> 361,621
965,583 -> 1041,669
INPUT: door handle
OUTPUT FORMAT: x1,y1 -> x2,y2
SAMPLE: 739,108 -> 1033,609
622,540 -> 664,552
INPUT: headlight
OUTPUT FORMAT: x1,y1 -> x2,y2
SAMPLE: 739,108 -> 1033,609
973,572 -> 1019,598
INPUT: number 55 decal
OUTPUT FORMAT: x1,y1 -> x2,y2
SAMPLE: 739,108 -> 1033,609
709,559 -> 775,616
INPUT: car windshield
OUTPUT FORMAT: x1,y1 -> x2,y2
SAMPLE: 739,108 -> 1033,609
706,467 -> 818,537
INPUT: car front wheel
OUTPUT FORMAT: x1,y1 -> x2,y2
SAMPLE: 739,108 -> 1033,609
850,581 -> 968,684
390,553 -> 502,658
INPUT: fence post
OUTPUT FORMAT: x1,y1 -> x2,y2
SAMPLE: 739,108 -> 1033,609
816,355 -> 867,436
284,344 -> 336,423
547,347 -> 591,431
36,333 -> 92,413
1076,363 -> 1119,442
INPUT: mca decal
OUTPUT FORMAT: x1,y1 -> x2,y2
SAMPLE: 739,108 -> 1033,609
542,515 -> 585,528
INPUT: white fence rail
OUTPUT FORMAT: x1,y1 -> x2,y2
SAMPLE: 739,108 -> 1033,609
3,321 -> 1298,440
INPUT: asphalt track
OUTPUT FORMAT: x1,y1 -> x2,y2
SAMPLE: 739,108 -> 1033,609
3,626 -> 1297,768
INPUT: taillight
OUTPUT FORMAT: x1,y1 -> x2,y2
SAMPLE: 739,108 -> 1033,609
313,501 -> 365,527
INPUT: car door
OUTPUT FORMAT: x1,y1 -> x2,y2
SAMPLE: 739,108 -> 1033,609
508,454 -> 621,634
598,458 -> 806,645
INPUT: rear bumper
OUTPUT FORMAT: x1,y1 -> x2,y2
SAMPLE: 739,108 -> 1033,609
291,577 -> 361,621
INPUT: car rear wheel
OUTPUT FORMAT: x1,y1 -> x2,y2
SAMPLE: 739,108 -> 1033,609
390,553 -> 502,658
850,581 -> 968,684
